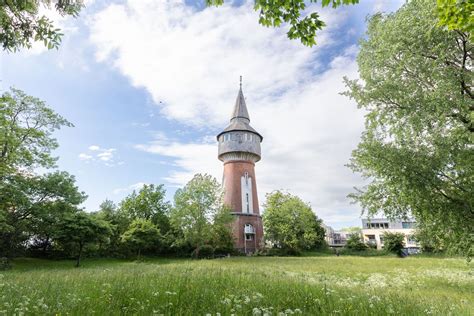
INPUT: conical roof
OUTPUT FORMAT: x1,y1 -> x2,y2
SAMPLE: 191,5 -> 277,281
217,84 -> 262,140
231,88 -> 250,122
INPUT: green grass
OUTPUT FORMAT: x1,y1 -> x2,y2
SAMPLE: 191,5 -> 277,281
1,255 -> 472,315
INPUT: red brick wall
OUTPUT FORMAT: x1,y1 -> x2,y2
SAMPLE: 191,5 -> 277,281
222,160 -> 263,252
223,160 -> 260,214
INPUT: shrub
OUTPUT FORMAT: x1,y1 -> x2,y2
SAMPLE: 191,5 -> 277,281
382,232 -> 405,256
0,257 -> 11,270
193,245 -> 214,259
345,234 -> 367,251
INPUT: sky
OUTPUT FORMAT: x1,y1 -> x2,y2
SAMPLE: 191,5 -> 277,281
0,0 -> 405,229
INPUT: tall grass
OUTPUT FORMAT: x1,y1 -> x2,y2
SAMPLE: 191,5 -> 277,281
1,256 -> 472,315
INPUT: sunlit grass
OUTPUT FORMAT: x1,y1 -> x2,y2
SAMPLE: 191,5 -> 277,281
1,256 -> 472,315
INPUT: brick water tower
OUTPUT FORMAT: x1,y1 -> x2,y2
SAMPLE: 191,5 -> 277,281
217,77 -> 264,254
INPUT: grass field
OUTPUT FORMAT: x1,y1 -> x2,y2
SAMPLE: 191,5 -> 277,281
1,255 -> 472,315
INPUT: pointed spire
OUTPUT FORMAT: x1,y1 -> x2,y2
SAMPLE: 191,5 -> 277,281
231,76 -> 250,122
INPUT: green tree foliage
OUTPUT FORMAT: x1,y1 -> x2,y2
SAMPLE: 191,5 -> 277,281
437,0 -> 473,36
0,88 -> 83,257
0,0 -> 83,51
344,0 -> 473,258
382,232 -> 405,256
263,190 -> 325,254
93,199 -> 129,256
0,88 -> 71,176
207,0 -> 359,46
345,234 -> 367,251
55,211 -> 111,267
121,219 -> 161,260
119,184 -> 171,233
414,225 -> 444,253
170,174 -> 233,257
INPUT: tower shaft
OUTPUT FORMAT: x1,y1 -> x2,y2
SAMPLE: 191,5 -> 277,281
217,80 -> 264,254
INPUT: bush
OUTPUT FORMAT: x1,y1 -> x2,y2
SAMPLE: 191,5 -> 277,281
264,247 -> 302,256
345,234 -> 367,251
383,232 -> 405,256
192,245 -> 214,259
0,257 -> 11,270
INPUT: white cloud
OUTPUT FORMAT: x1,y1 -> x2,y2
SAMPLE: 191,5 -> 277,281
113,182 -> 148,195
79,146 -> 120,166
89,0 -> 345,127
89,0 -> 393,227
78,153 -> 93,161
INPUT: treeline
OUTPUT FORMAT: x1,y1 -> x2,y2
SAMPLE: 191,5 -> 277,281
0,89 -> 231,265
0,88 -> 326,266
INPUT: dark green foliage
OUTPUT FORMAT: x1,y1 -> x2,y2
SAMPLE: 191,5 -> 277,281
263,190 -> 326,254
193,244 -> 214,259
55,211 -> 112,267
0,88 -> 86,258
344,0 -> 473,258
121,219 -> 161,260
345,234 -> 367,251
382,232 -> 405,257
0,257 -> 10,270
0,0 -> 83,51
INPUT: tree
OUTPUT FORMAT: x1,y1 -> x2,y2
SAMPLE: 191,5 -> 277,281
0,0 -> 83,51
413,224 -> 445,253
208,0 -> 358,46
208,0 -> 471,47
437,0 -> 473,36
209,206 -> 235,255
121,219 -> 161,260
382,232 -> 405,256
345,234 -> 367,251
0,171 -> 86,256
170,174 -> 233,257
0,88 -> 72,176
94,199 -> 130,256
55,211 -> 111,267
0,88 -> 85,257
263,191 -> 325,254
344,0 -> 473,258
119,184 -> 171,233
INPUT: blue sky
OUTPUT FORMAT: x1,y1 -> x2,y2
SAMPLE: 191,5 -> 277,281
0,0 -> 404,229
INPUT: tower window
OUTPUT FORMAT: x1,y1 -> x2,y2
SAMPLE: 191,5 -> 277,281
246,193 -> 249,212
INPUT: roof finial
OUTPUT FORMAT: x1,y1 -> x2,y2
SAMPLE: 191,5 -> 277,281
239,75 -> 242,90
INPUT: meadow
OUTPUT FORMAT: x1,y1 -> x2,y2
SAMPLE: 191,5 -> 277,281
0,255 -> 472,315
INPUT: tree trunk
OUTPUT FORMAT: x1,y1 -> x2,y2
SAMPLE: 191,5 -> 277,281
76,243 -> 83,267
137,248 -> 141,261
42,236 -> 49,254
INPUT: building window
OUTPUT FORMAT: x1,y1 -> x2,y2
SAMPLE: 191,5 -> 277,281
402,222 -> 415,229
245,224 -> 255,241
407,235 -> 417,244
246,193 -> 249,212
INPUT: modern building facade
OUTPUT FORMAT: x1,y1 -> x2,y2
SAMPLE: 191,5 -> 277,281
361,218 -> 419,252
323,224 -> 359,247
217,79 -> 264,254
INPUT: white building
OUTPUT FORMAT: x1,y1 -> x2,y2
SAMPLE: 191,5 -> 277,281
361,218 -> 419,252
323,224 -> 359,247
